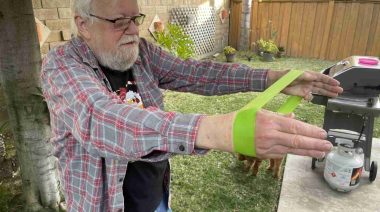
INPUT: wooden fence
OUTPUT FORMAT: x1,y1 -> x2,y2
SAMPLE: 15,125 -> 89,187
229,0 -> 243,49
248,0 -> 380,60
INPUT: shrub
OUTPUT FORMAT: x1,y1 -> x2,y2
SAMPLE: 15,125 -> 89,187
155,23 -> 195,60
238,50 -> 254,61
255,39 -> 279,54
223,46 -> 237,55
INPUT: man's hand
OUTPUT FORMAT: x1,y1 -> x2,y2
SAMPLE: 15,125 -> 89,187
254,110 -> 332,159
196,111 -> 332,159
267,70 -> 343,100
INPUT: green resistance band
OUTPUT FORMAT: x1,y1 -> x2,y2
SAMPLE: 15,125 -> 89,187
233,69 -> 304,156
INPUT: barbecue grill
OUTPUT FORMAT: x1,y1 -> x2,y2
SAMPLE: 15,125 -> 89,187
311,56 -> 380,182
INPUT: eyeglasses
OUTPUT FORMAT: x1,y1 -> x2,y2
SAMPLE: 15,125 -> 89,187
89,13 -> 146,31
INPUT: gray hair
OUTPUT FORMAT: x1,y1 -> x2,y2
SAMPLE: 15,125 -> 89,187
71,0 -> 93,19
70,0 -> 93,36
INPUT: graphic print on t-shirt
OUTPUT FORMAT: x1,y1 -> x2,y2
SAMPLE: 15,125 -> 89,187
117,80 -> 143,108
100,66 -> 144,109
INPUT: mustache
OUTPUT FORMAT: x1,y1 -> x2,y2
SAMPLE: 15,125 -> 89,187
118,35 -> 140,45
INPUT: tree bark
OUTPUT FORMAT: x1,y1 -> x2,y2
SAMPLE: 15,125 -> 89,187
0,0 -> 60,211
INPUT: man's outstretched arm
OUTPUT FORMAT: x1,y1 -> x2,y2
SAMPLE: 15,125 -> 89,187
196,109 -> 332,159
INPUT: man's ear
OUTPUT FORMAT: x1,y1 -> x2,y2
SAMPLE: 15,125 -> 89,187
75,16 -> 91,39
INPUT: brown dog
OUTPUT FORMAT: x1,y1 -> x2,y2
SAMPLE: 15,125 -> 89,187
237,154 -> 284,179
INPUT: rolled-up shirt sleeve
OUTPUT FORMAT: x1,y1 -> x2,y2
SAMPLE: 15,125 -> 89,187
41,52 -> 204,161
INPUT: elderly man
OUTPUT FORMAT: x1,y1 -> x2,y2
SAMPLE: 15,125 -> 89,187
41,0 -> 342,211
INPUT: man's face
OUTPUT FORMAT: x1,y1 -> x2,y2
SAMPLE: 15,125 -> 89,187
86,0 -> 140,71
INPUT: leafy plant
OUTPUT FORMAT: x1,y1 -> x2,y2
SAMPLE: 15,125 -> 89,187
240,50 -> 255,61
155,23 -> 195,60
277,46 -> 286,58
255,39 -> 279,54
223,46 -> 237,55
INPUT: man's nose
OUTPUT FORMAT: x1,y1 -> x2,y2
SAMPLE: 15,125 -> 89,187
125,21 -> 139,35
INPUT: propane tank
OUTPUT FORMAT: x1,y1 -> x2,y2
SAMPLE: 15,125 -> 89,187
324,140 -> 364,192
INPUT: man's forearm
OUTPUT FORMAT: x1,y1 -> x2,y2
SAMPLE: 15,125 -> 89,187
195,112 -> 236,152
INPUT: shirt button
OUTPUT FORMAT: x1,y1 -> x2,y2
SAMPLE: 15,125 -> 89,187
179,145 -> 185,151
119,178 -> 123,182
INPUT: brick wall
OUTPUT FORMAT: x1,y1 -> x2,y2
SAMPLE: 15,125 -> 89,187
33,0 -> 72,56
32,0 -> 230,58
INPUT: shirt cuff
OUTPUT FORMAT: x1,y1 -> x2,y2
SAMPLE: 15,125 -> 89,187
247,69 -> 269,92
166,113 -> 206,155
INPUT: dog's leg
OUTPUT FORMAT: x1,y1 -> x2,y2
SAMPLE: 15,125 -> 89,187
251,158 -> 262,176
237,153 -> 246,161
243,159 -> 252,171
267,159 -> 275,172
237,154 -> 251,171
273,158 -> 284,179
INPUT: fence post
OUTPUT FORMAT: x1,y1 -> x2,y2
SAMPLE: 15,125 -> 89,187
249,0 -> 259,49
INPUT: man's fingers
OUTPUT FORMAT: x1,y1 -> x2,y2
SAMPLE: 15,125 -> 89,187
311,86 -> 339,98
258,145 -> 328,159
274,114 -> 327,139
311,81 -> 343,96
288,148 -> 327,159
273,131 -> 332,151
316,72 -> 341,86
304,92 -> 314,101
294,71 -> 343,98
312,81 -> 343,93
255,110 -> 333,159
301,71 -> 341,86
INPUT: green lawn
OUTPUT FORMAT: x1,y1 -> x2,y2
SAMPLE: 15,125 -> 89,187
167,55 -> 380,211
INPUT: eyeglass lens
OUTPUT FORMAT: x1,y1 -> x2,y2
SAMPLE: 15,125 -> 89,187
114,15 -> 144,30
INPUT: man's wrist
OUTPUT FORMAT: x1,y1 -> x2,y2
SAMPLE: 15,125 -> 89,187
266,69 -> 275,89
195,112 -> 235,152
266,69 -> 289,89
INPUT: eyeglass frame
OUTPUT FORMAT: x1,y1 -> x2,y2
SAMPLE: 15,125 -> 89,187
89,13 -> 146,31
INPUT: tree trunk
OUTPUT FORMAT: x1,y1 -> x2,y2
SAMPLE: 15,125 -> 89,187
0,1 -> 61,211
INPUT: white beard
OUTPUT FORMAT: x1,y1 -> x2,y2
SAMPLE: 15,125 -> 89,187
96,35 -> 140,71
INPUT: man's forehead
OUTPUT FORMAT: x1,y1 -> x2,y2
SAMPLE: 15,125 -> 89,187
92,0 -> 138,15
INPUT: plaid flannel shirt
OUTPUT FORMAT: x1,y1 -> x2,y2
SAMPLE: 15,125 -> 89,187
41,36 -> 268,212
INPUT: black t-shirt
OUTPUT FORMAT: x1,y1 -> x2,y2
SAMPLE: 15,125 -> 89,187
100,65 -> 168,212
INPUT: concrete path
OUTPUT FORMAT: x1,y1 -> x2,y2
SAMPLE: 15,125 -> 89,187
278,138 -> 380,212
